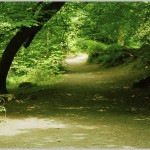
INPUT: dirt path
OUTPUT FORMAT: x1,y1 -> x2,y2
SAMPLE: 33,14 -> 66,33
0,54 -> 150,148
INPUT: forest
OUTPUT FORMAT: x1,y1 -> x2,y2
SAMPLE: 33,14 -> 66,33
0,2 -> 150,148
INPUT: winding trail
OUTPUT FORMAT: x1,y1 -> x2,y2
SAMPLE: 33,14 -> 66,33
0,53 -> 150,148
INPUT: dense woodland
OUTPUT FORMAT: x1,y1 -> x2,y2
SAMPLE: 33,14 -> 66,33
0,2 -> 150,148
0,2 -> 150,94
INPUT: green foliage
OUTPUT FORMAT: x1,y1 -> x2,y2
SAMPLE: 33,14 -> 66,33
97,54 -> 110,64
83,40 -> 108,63
107,44 -> 124,51
8,46 -> 66,86
86,40 -> 108,53
0,2 -> 150,89
0,2 -> 40,54
0,2 -> 39,27
87,41 -> 136,67
139,45 -> 150,66
80,2 -> 150,47
103,51 -> 125,67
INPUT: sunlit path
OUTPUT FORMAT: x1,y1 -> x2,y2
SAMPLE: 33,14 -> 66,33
0,1 -> 150,148
0,53 -> 150,148
0,118 -> 66,136
65,53 -> 88,64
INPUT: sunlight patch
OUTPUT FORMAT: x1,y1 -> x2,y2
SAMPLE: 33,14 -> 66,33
58,106 -> 84,110
134,117 -> 150,121
65,53 -> 88,64
72,133 -> 87,141
0,118 -> 66,136
75,125 -> 97,130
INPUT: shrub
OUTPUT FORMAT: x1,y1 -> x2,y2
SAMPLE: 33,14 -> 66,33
107,43 -> 124,52
103,48 -> 135,67
8,49 -> 67,87
97,54 -> 110,64
84,40 -> 108,63
87,41 -> 135,67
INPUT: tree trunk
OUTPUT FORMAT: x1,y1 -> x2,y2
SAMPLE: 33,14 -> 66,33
0,2 -> 65,94
117,28 -> 125,46
0,27 -> 40,94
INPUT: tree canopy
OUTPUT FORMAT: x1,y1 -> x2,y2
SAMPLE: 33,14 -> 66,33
0,2 -> 150,93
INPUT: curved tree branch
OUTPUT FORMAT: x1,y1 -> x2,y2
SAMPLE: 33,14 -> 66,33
0,2 -> 65,94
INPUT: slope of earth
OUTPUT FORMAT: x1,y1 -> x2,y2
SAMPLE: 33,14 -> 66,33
0,53 -> 150,148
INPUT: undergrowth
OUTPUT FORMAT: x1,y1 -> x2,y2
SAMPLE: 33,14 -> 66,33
7,48 -> 67,89
85,40 -> 150,68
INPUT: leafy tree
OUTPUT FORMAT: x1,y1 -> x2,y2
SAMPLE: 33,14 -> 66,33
0,2 -> 65,94
79,2 -> 150,46
72,2 -> 150,67
0,2 -> 150,94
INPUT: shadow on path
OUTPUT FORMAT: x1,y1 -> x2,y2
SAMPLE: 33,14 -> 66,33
1,53 -> 150,148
